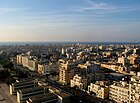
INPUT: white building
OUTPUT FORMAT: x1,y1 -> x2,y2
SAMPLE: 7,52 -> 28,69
109,81 -> 129,103
70,74 -> 87,90
129,72 -> 140,103
88,81 -> 109,99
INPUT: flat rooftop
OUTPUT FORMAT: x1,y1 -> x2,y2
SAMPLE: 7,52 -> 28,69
55,92 -> 70,98
14,80 -> 36,87
19,86 -> 45,94
27,93 -> 58,103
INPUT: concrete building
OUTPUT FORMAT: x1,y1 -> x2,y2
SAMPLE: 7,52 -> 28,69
38,64 -> 47,74
26,93 -> 58,103
21,56 -> 29,67
129,55 -> 139,65
17,86 -> 48,103
55,92 -> 71,103
70,74 -> 87,90
59,59 -> 75,85
129,72 -> 140,103
28,59 -> 38,71
102,52 -> 111,58
10,81 -> 38,95
88,81 -> 109,99
109,81 -> 129,103
118,56 -> 126,65
17,54 -> 23,64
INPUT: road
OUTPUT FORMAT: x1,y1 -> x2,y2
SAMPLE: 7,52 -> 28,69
0,87 -> 14,103
0,83 -> 17,103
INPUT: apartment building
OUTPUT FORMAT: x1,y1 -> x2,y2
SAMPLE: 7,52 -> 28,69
38,64 -> 46,74
28,59 -> 38,71
70,74 -> 87,90
17,54 -> 22,64
88,81 -> 109,99
21,56 -> 29,67
129,72 -> 140,103
109,81 -> 129,103
59,59 -> 75,85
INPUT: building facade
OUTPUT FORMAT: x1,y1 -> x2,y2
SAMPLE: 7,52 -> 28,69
70,74 -> 87,90
109,81 -> 129,103
59,59 -> 75,85
88,81 -> 109,99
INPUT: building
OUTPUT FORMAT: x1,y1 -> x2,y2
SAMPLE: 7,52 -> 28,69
28,59 -> 38,71
17,86 -> 48,103
55,92 -> 71,103
129,54 -> 139,65
70,74 -> 87,90
129,72 -> 140,103
109,81 -> 129,103
59,59 -> 75,85
102,52 -> 111,58
10,80 -> 38,95
38,64 -> 47,74
118,56 -> 126,65
17,54 -> 23,64
26,93 -> 58,103
21,56 -> 29,67
88,81 -> 109,99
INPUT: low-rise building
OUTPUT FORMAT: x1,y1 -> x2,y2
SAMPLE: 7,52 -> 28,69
88,81 -> 109,99
17,86 -> 48,103
21,56 -> 29,67
26,93 -> 58,103
10,81 -> 38,95
70,74 -> 87,90
38,64 -> 46,74
55,92 -> 71,103
17,54 -> 23,64
109,81 -> 129,103
28,59 -> 38,71
129,72 -> 140,103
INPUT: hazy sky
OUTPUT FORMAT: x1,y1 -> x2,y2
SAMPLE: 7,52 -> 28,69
0,0 -> 140,42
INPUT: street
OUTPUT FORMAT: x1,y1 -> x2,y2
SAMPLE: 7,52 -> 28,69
0,86 -> 14,103
0,83 -> 17,103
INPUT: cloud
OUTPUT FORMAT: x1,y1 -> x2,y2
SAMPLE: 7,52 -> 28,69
71,0 -> 115,12
0,7 -> 28,14
70,0 -> 140,13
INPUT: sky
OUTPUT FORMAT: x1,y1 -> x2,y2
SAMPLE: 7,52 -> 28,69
0,0 -> 140,42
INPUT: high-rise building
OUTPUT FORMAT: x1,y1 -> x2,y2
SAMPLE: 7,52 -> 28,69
59,59 -> 75,85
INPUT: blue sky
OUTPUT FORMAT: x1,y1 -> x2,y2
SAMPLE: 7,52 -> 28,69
0,0 -> 140,42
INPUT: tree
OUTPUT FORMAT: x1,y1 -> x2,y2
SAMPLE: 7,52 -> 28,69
5,77 -> 16,85
0,70 -> 10,82
2,61 -> 14,69
17,71 -> 28,78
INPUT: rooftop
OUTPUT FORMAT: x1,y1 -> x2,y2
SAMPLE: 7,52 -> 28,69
19,86 -> 46,94
28,93 -> 58,103
55,92 -> 70,98
14,80 -> 36,87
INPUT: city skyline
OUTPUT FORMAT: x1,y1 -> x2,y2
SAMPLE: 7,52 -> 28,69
0,0 -> 140,42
